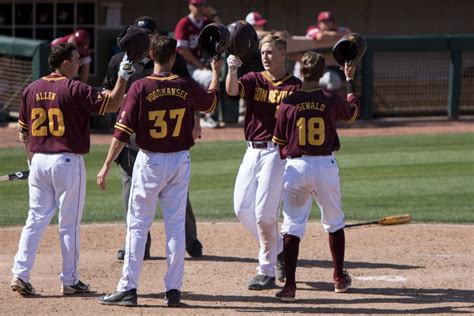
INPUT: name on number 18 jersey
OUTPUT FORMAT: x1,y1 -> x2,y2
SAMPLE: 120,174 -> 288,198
273,88 -> 360,158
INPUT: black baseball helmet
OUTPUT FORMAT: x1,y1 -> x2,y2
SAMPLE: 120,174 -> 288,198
133,16 -> 157,34
117,25 -> 150,62
226,20 -> 258,60
198,23 -> 231,59
332,33 -> 367,66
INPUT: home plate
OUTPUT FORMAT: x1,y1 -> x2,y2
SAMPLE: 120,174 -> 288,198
355,275 -> 407,282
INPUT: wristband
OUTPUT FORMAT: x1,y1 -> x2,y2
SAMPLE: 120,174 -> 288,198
346,79 -> 356,94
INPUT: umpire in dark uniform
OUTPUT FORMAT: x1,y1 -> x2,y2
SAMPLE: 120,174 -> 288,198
102,16 -> 204,260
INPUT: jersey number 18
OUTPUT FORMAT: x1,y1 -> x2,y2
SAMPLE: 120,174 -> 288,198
297,117 -> 325,146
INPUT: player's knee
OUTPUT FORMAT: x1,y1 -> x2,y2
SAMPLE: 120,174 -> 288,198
256,215 -> 277,230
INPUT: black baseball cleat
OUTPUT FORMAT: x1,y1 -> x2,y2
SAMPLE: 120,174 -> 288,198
98,289 -> 138,307
186,239 -> 203,258
11,276 -> 36,296
165,289 -> 181,307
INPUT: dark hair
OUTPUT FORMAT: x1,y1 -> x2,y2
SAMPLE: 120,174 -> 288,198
300,51 -> 325,81
150,34 -> 177,65
49,42 -> 77,71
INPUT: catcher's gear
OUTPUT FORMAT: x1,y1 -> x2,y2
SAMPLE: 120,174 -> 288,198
332,33 -> 367,66
226,20 -> 258,60
70,29 -> 90,56
118,54 -> 136,81
198,23 -> 231,59
133,16 -> 157,34
117,26 -> 150,62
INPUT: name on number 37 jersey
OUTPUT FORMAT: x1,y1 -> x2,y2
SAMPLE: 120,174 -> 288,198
18,74 -> 111,154
114,74 -> 218,153
273,88 -> 360,158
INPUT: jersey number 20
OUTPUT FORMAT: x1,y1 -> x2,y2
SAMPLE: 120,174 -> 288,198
31,108 -> 65,137
148,108 -> 185,139
297,117 -> 325,146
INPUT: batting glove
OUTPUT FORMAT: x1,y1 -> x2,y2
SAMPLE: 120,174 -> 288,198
118,54 -> 135,81
227,55 -> 242,73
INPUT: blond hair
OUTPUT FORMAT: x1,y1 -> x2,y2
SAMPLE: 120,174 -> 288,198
258,34 -> 287,51
300,51 -> 325,81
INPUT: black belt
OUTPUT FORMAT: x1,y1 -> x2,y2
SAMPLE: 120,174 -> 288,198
247,141 -> 274,149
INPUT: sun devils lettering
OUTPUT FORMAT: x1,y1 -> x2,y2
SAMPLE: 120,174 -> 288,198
254,87 -> 291,104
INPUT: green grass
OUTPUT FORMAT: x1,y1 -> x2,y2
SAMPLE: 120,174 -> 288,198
0,133 -> 473,226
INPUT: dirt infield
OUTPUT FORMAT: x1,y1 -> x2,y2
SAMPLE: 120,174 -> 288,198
1,118 -> 473,315
0,223 -> 473,315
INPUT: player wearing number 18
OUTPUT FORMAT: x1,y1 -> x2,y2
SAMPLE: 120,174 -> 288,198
12,42 -> 129,296
96,35 -> 221,307
272,51 -> 359,301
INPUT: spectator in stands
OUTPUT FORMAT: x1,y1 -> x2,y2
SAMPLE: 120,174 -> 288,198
294,11 -> 350,91
51,30 -> 91,83
174,0 -> 222,128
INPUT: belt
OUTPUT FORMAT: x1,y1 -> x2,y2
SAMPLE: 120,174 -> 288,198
288,153 -> 333,159
247,141 -> 275,149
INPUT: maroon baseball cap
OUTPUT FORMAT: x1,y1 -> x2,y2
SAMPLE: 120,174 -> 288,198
245,12 -> 267,27
189,0 -> 206,5
318,11 -> 335,22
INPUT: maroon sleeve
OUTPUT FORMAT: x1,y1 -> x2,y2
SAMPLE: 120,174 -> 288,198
188,80 -> 218,113
70,80 -> 111,116
18,88 -> 29,133
272,103 -> 295,159
238,72 -> 256,100
113,83 -> 140,143
174,18 -> 188,41
336,93 -> 360,124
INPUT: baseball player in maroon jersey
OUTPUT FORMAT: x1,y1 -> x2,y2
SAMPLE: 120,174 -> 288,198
51,30 -> 92,82
226,35 -> 301,290
11,42 -> 130,296
272,51 -> 359,301
97,35 -> 222,307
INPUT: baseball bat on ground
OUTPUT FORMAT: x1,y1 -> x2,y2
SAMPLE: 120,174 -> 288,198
0,170 -> 29,182
345,214 -> 412,228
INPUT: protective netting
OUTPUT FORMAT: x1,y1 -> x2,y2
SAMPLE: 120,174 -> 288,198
460,51 -> 474,110
372,52 -> 450,115
0,54 -> 33,115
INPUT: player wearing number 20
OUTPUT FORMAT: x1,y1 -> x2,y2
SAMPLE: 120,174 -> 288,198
272,51 -> 359,301
96,35 -> 221,307
12,42 -> 128,296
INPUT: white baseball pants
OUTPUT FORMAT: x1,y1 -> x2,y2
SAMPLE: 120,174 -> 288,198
12,153 -> 86,286
117,150 -> 189,292
234,143 -> 285,277
281,154 -> 346,239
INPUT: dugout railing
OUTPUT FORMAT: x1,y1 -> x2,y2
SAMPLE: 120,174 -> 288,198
361,35 -> 474,119
0,36 -> 49,118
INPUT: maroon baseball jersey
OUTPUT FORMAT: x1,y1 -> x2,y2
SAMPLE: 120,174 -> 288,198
239,71 -> 301,141
175,15 -> 211,59
272,88 -> 360,158
51,35 -> 91,65
114,73 -> 217,152
18,73 -> 111,154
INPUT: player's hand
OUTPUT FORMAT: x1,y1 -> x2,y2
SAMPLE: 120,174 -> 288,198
96,165 -> 110,191
227,55 -> 242,73
192,120 -> 202,140
210,56 -> 224,73
118,54 -> 135,81
343,61 -> 356,80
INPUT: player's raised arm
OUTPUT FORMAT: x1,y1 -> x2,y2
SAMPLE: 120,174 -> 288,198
102,55 -> 136,113
225,55 -> 243,96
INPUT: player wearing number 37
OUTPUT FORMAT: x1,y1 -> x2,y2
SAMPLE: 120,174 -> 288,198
12,42 -> 128,296
272,52 -> 359,301
96,35 -> 221,307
